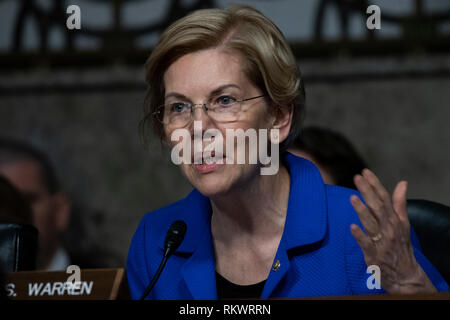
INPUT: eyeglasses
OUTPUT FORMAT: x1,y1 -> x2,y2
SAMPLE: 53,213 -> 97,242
153,94 -> 265,128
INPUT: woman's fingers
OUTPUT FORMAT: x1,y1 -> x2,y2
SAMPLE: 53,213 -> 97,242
393,181 -> 409,224
353,173 -> 386,224
350,194 -> 380,237
362,169 -> 391,205
350,224 -> 373,254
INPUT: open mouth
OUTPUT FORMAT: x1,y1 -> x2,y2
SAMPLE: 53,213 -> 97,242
192,151 -> 226,173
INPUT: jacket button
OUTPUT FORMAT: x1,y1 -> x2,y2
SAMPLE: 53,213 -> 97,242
272,260 -> 281,271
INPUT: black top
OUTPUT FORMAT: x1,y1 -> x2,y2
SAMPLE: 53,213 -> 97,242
215,272 -> 266,300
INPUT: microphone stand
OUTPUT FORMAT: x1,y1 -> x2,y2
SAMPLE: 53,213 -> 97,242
139,248 -> 170,300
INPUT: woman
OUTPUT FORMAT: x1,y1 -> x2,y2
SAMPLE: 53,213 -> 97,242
127,5 -> 448,299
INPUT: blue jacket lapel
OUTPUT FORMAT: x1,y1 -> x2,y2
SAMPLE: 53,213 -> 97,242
282,153 -> 328,251
262,153 -> 328,297
261,247 -> 291,298
156,190 -> 218,299
181,226 -> 218,299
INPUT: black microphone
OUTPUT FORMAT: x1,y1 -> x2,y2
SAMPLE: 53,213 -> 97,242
139,220 -> 187,300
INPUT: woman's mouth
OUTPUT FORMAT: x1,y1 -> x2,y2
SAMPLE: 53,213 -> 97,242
192,151 -> 225,173
193,162 -> 221,173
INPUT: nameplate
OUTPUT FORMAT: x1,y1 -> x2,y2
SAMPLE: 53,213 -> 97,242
5,268 -> 124,300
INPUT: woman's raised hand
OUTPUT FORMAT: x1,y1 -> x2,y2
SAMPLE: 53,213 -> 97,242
350,169 -> 436,294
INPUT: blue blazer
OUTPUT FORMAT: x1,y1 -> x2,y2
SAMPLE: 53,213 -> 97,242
127,153 -> 449,299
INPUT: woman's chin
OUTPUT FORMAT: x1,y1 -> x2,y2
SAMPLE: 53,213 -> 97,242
192,174 -> 233,197
182,164 -> 235,197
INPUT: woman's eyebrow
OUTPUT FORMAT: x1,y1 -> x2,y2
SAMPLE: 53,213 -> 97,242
210,84 -> 241,96
164,84 -> 241,100
164,92 -> 189,100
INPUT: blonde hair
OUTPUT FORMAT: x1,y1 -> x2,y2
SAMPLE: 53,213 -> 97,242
141,5 -> 305,151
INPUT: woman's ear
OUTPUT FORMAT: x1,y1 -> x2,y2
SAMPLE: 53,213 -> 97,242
270,104 -> 293,144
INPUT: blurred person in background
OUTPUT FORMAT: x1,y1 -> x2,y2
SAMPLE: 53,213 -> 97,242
0,175 -> 34,226
289,126 -> 368,189
0,139 -> 70,271
0,138 -> 122,270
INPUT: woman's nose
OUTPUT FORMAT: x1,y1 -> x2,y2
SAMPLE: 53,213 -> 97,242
191,104 -> 208,121
189,104 -> 215,132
